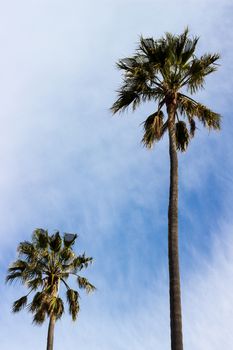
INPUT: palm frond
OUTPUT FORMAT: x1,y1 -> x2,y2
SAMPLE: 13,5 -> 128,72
184,53 -> 220,93
12,296 -> 28,313
177,94 -> 221,130
29,292 -> 47,312
60,247 -> 75,263
189,119 -> 196,137
142,110 -> 164,148
77,276 -> 96,293
71,254 -> 93,272
47,296 -> 64,319
53,297 -> 64,320
6,271 -> 24,284
27,277 -> 43,290
17,241 -> 36,261
66,289 -> 80,321
32,307 -> 47,325
175,28 -> 199,65
111,89 -> 140,114
32,229 -> 49,249
175,121 -> 190,152
49,232 -> 62,252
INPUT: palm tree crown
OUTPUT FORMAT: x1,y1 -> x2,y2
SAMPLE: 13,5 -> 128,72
111,28 -> 221,149
6,229 -> 95,324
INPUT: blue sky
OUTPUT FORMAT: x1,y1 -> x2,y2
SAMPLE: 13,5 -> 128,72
0,0 -> 233,349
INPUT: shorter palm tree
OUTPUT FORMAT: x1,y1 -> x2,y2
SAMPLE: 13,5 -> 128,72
6,229 -> 95,350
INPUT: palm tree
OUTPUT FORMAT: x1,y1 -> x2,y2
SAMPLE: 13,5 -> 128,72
6,229 -> 95,350
111,29 -> 221,350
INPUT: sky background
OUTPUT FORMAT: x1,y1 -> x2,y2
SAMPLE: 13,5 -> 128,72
0,0 -> 233,349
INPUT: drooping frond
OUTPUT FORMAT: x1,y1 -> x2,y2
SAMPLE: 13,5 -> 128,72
189,119 -> 196,137
111,89 -> 140,113
6,259 -> 28,284
6,271 -> 24,284
142,110 -> 165,148
175,121 -> 190,152
32,306 -> 47,325
77,276 -> 96,293
12,296 -> 28,313
47,296 -> 64,320
66,289 -> 79,321
53,297 -> 64,320
177,94 -> 221,129
29,292 -> 48,312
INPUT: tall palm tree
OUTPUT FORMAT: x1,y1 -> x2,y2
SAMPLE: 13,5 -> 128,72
6,229 -> 95,350
111,29 -> 221,350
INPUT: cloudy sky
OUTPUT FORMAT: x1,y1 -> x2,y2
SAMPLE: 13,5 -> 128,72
0,0 -> 233,349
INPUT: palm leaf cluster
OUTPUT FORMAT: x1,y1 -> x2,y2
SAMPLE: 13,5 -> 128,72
6,229 -> 95,324
111,28 -> 221,151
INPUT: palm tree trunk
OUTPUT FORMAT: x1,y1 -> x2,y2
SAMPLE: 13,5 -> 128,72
46,315 -> 56,350
167,104 -> 183,350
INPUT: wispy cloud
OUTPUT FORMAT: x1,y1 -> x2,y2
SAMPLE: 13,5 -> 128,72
0,0 -> 233,349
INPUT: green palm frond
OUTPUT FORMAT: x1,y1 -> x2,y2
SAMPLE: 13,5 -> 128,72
177,94 -> 221,130
29,291 -> 48,312
184,53 -> 220,93
12,296 -> 28,313
71,254 -> 93,272
175,121 -> 190,152
53,297 -> 64,320
27,277 -> 43,290
7,260 -> 28,272
195,104 -> 221,129
6,271 -> 24,284
17,241 -> 36,261
47,296 -> 64,319
111,89 -> 141,114
77,276 -> 96,293
175,28 -> 199,65
33,229 -> 49,249
33,306 -> 47,325
49,232 -> 62,252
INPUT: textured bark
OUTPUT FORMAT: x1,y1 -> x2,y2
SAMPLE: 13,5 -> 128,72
46,315 -> 56,350
167,102 -> 183,350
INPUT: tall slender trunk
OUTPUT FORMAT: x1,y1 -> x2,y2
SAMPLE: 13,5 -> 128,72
167,102 -> 183,350
46,315 -> 56,350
